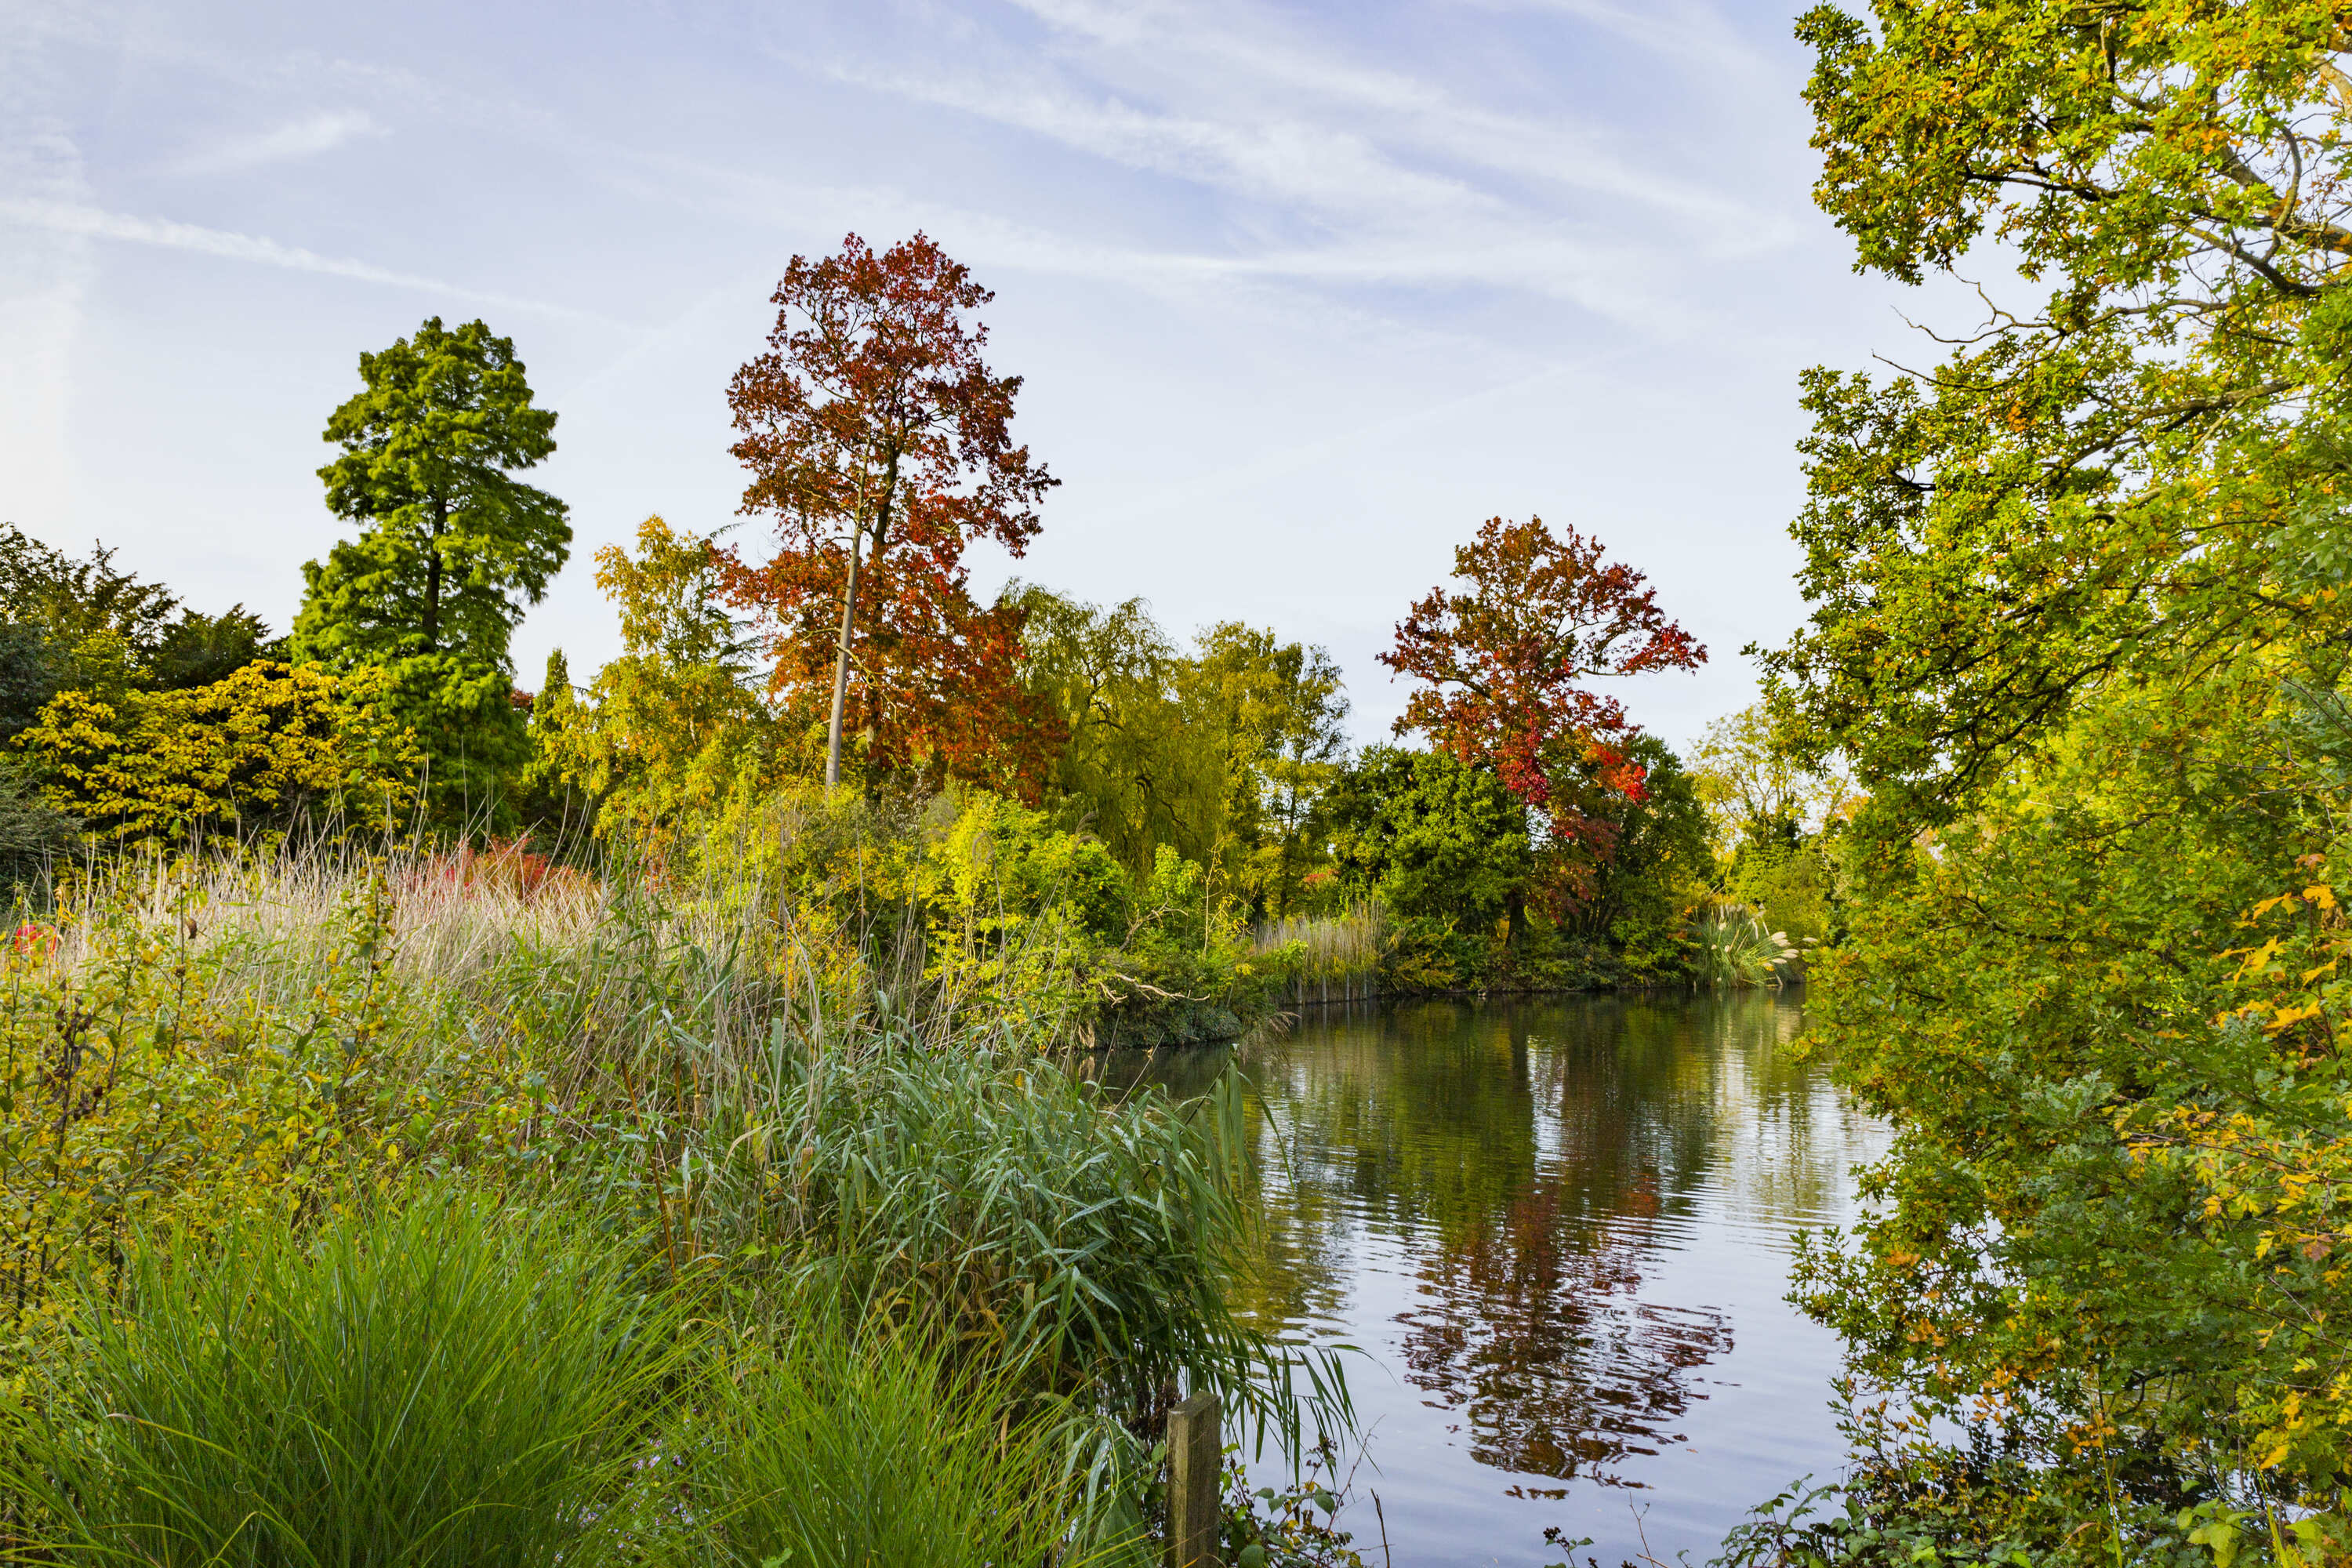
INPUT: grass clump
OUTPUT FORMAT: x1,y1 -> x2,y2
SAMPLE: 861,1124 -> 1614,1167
667,1303 -> 1083,1568
698,1031 -> 1302,1429
3,1196 -> 683,1568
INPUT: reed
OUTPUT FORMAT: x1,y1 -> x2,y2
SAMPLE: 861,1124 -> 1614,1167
664,1299 -> 1099,1568
681,1019 -> 1351,1461
1254,902 -> 1385,1007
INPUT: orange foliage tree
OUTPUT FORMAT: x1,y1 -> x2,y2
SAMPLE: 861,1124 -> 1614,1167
1382,517 -> 1704,905
724,233 -> 1059,793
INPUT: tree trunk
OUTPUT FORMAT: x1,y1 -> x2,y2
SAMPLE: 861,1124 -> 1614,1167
825,449 -> 900,790
823,539 -> 862,790
423,495 -> 446,652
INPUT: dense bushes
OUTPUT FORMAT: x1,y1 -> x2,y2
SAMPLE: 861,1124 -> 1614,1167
20,660 -> 418,842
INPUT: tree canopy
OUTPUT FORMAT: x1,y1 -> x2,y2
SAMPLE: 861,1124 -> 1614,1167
724,233 -> 1058,793
1755,2 -> 2352,1552
292,317 -> 571,818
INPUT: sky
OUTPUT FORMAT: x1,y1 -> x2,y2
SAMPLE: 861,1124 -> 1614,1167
0,0 -> 1943,750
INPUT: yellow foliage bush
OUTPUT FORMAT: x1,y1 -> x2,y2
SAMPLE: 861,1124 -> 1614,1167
16,661 -> 417,842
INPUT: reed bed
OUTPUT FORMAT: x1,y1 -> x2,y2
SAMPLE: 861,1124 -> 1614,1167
1253,903 -> 1385,1007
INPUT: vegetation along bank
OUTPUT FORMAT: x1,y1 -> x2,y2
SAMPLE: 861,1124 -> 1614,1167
0,220 -> 1820,1566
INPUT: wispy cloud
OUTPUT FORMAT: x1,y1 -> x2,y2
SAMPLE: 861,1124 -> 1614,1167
601,149 -> 1698,338
825,62 -> 1507,229
0,199 -> 614,325
995,0 -> 1771,227
1453,0 -> 1779,85
165,109 -> 386,176
780,0 -> 1795,337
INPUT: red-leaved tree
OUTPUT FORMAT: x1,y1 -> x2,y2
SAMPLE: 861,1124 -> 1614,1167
725,233 -> 1058,790
1383,516 -> 1704,900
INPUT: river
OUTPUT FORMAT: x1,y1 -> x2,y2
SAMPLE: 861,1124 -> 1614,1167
1102,991 -> 1886,1568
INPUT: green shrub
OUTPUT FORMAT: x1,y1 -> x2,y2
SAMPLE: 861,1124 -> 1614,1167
2,1197 -> 683,1568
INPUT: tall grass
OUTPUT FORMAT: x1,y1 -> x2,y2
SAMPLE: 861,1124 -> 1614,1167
2,1197 -> 683,1568
3,831 -> 1350,1555
0,822 -> 1355,1568
684,1023 -> 1349,1454
1254,902 -> 1385,1007
669,1304 -> 1093,1568
40,833 -> 789,1052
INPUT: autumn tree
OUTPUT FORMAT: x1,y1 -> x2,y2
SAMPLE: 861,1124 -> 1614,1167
561,517 -> 771,833
724,234 -> 1057,792
292,318 -> 571,819
1382,517 -> 1703,905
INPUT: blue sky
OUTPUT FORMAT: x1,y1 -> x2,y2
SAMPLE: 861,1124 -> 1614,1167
2,0 -> 1933,748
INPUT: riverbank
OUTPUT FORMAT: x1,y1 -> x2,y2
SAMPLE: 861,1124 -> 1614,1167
0,844 -> 1348,1564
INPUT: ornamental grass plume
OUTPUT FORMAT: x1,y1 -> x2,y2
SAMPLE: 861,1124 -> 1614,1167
1695,900 -> 1797,989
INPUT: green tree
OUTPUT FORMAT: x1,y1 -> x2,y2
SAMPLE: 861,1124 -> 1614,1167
513,648 -> 590,840
1014,586 -> 1215,873
1328,746 -> 1531,936
0,525 -> 284,738
1567,735 -> 1711,981
0,525 -> 179,668
1016,590 -> 1350,916
1751,2 -> 2352,1555
0,525 -> 171,731
150,607 -> 278,691
292,318 -> 570,822
1181,622 -> 1350,919
1689,702 -> 1852,855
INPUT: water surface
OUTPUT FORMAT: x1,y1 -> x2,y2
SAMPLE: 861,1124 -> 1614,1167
1105,993 -> 1884,1568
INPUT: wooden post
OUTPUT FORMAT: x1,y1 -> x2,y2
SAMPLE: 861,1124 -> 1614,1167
1167,1389 -> 1222,1568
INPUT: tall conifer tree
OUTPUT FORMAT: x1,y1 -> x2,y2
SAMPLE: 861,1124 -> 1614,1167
293,318 -> 570,821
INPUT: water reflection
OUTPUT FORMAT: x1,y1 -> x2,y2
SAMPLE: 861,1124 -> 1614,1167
1106,992 -> 1882,1567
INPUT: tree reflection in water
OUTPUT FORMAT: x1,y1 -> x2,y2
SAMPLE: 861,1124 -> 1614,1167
1106,993 -> 1829,1491
1396,1174 -> 1732,1482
